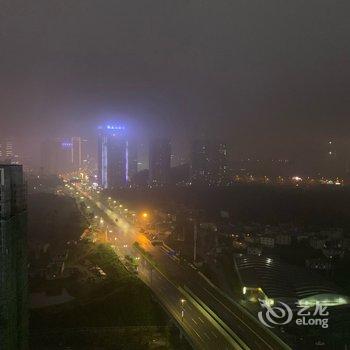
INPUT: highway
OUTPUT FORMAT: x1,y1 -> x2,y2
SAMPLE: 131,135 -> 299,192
66,181 -> 291,350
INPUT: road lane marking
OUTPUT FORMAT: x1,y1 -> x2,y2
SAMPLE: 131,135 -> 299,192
193,329 -> 203,341
198,316 -> 205,324
75,187 -> 233,349
203,332 -> 211,340
202,286 -> 274,349
181,286 -> 249,350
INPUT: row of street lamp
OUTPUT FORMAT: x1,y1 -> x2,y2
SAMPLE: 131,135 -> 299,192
66,178 -> 187,323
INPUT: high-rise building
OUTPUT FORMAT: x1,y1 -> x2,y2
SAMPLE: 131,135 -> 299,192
40,139 -> 73,175
0,140 -> 15,163
71,137 -> 82,169
149,138 -> 171,186
40,139 -> 57,175
191,140 -> 211,184
5,141 -> 13,159
127,141 -> 138,182
216,142 -> 229,184
0,164 -> 28,350
98,125 -> 129,189
191,140 -> 228,185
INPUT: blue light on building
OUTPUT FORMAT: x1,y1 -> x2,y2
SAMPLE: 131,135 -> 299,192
98,124 -> 126,131
97,123 -> 129,189
61,142 -> 73,149
106,125 -> 125,130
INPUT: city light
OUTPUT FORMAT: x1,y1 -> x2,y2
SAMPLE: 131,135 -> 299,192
5,5 -> 350,350
107,125 -> 125,130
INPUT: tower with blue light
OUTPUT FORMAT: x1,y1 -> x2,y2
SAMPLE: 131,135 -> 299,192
98,124 -> 130,189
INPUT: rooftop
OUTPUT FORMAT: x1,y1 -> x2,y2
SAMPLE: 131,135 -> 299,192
235,254 -> 348,304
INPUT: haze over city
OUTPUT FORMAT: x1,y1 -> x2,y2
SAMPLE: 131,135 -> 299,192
2,1 -> 350,166
1,2 -> 350,350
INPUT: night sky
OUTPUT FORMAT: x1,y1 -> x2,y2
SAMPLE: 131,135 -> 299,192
1,0 -> 350,162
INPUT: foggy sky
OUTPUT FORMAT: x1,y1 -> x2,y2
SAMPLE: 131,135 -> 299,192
1,0 -> 350,161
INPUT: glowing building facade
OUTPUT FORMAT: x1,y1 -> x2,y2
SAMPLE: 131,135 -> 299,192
0,140 -> 15,163
98,125 -> 131,189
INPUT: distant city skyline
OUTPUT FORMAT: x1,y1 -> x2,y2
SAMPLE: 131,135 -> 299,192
2,124 -> 348,180
2,2 -> 350,349
2,1 -> 350,169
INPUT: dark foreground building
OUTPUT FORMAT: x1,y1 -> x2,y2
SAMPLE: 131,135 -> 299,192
0,164 -> 27,349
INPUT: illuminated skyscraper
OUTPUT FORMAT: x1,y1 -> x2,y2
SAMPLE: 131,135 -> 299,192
5,141 -> 13,159
149,138 -> 171,186
0,140 -> 14,163
98,125 -> 129,189
0,164 -> 28,350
